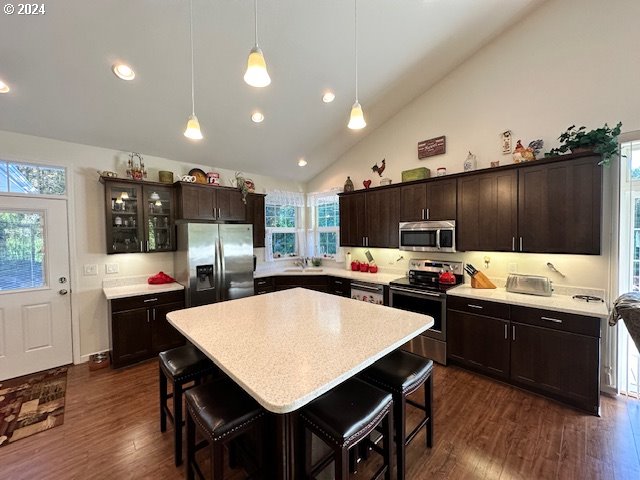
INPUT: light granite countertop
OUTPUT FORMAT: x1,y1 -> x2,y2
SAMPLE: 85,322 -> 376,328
447,285 -> 609,318
254,265 -> 404,286
167,288 -> 432,414
102,274 -> 184,300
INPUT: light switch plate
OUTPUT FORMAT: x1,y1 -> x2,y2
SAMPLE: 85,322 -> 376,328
83,264 -> 98,276
508,263 -> 518,273
105,263 -> 119,274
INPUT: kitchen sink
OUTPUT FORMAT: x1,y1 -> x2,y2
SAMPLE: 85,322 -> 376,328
283,268 -> 323,273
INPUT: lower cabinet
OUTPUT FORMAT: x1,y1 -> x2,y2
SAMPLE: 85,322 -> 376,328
254,275 -> 351,297
110,290 -> 185,369
447,296 -> 601,414
254,277 -> 275,295
328,276 -> 351,297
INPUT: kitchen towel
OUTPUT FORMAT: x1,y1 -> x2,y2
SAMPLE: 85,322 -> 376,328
147,272 -> 176,284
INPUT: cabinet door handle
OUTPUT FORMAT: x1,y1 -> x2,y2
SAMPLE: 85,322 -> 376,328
426,208 -> 430,220
334,280 -> 343,285
218,207 -> 221,219
512,237 -> 515,252
467,304 -> 483,310
504,324 -> 508,340
146,310 -> 150,323
519,237 -> 523,251
421,208 -> 425,220
541,316 -> 563,324
362,236 -> 365,246
366,237 -> 369,247
146,240 -> 149,252
140,240 -> 143,251
143,298 -> 158,303
257,280 -> 267,285
153,308 -> 156,321
512,325 -> 516,341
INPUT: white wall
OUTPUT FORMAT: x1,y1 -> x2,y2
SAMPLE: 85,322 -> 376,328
0,130 -> 303,361
308,0 -> 639,296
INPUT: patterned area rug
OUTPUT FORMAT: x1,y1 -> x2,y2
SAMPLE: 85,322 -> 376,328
0,367 -> 67,447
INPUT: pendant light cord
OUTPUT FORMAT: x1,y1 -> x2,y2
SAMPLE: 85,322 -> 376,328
254,0 -> 259,47
189,0 -> 195,116
354,0 -> 358,102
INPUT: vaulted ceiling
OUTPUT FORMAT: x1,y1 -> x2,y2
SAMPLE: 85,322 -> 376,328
0,0 -> 543,181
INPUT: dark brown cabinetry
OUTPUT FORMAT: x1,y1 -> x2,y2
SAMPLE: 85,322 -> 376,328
400,179 -> 457,222
447,296 -> 510,378
246,193 -> 266,248
447,296 -> 601,414
109,290 -> 185,368
102,178 -> 176,254
254,276 -> 275,295
510,306 -> 600,414
176,183 -> 246,222
518,157 -> 601,254
329,276 -> 351,297
339,187 -> 400,248
457,169 -> 518,252
274,275 -> 329,293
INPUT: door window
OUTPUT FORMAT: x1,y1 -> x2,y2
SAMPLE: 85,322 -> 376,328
0,210 -> 46,291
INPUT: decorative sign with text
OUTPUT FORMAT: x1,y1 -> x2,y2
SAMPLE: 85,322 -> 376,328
418,135 -> 446,159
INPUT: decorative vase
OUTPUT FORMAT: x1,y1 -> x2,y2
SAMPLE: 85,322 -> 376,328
344,176 -> 354,192
464,151 -> 477,172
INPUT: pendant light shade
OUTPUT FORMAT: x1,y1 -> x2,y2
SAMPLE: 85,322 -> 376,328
184,0 -> 203,140
244,0 -> 270,88
347,0 -> 366,130
184,114 -> 203,140
348,101 -> 366,130
244,46 -> 271,87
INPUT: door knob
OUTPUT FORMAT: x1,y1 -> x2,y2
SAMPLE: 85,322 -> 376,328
59,289 -> 68,295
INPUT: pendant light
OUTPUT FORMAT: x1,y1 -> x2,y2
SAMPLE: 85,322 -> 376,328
244,0 -> 271,88
348,0 -> 366,130
184,0 -> 203,140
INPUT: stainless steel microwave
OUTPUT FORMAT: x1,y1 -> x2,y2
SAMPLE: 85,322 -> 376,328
399,220 -> 456,252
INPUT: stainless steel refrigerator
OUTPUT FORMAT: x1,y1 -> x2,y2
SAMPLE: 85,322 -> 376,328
175,223 -> 254,307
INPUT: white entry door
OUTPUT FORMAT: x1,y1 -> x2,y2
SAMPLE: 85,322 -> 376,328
0,196 -> 72,380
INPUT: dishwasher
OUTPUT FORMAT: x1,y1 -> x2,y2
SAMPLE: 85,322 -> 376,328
350,281 -> 384,305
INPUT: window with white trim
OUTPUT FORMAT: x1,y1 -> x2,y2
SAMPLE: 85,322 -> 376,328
0,160 -> 66,195
265,190 -> 305,260
308,191 -> 340,257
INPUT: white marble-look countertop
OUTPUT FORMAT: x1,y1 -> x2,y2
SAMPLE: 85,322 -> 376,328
447,285 -> 609,318
254,265 -> 404,286
103,274 -> 184,300
167,288 -> 433,414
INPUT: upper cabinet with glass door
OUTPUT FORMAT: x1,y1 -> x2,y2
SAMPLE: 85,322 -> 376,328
102,178 -> 175,254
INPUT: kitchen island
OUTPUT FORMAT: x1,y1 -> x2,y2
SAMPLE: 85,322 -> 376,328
167,287 -> 433,478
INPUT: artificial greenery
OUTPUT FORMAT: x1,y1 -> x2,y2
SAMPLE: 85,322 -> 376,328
546,122 -> 623,166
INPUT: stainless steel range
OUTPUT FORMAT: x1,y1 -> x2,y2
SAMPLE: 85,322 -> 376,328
389,259 -> 465,365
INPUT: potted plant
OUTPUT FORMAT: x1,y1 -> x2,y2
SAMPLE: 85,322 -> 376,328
547,122 -> 623,166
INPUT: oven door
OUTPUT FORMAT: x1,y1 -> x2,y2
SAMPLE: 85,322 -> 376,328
389,285 -> 446,341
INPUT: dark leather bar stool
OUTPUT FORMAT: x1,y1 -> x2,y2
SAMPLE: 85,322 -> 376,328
185,378 -> 264,480
298,377 -> 394,480
159,344 -> 219,466
359,349 -> 433,480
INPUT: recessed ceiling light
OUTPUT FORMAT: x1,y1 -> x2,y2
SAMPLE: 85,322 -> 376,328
251,111 -> 265,123
322,91 -> 335,103
298,158 -> 307,167
112,63 -> 136,81
0,79 -> 10,93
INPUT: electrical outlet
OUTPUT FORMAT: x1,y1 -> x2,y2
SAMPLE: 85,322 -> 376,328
105,263 -> 119,274
508,263 -> 517,273
83,264 -> 98,276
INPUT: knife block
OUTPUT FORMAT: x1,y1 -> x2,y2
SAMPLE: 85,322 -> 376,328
471,271 -> 497,289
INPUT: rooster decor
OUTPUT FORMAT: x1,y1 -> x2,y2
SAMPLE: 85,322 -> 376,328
372,159 -> 386,177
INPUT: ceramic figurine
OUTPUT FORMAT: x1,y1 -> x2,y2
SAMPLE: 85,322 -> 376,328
513,139 -> 544,163
464,151 -> 477,171
344,176 -> 354,192
371,158 -> 386,177
363,179 -> 372,189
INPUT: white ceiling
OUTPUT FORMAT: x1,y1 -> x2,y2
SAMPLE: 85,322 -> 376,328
0,0 -> 543,182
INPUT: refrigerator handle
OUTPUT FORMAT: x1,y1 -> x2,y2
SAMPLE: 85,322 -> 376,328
218,238 -> 226,302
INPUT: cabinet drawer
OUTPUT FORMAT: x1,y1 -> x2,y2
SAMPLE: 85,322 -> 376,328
511,306 -> 601,337
447,295 -> 510,320
111,290 -> 185,313
254,276 -> 274,292
329,276 -> 351,296
274,275 -> 329,287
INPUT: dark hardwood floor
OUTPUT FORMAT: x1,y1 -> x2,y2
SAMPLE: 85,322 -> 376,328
1,360 -> 639,479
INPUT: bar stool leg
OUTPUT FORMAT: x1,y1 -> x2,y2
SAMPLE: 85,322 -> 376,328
396,395 -> 407,480
335,447 -> 349,480
159,367 -> 167,433
426,375 -> 433,448
382,408 -> 394,480
186,409 -> 196,480
304,428 -> 313,477
212,442 -> 224,480
174,382 -> 184,466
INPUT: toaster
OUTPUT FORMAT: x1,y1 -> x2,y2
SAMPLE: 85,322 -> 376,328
505,274 -> 553,297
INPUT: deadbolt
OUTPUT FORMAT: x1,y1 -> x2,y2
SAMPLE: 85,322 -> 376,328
59,276 -> 67,284
59,289 -> 68,295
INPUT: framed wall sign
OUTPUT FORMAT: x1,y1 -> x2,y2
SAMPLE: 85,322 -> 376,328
418,135 -> 446,159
